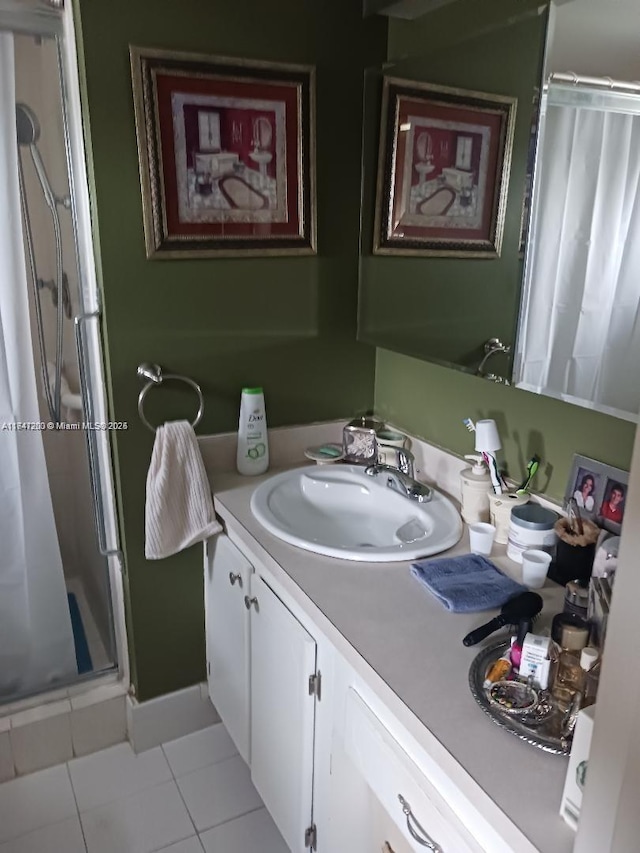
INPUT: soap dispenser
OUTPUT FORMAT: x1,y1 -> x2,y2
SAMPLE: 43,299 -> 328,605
460,454 -> 491,524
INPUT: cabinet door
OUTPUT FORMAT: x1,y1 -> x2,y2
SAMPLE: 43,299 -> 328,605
204,535 -> 251,764
250,574 -> 316,853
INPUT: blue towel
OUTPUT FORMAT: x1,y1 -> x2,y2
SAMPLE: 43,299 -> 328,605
410,554 -> 526,613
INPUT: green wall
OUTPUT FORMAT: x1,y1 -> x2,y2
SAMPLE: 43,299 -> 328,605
375,350 -> 636,500
74,0 -> 387,700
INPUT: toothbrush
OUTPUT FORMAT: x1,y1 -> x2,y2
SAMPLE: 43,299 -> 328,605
515,455 -> 540,495
462,418 -> 475,432
484,452 -> 503,495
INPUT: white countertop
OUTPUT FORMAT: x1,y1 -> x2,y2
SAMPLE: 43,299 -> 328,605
212,465 -> 576,853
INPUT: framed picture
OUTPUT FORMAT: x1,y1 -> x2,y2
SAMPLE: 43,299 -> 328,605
373,77 -> 517,257
565,454 -> 629,533
130,47 -> 316,258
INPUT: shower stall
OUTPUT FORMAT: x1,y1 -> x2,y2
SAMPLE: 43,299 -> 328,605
0,1 -> 124,705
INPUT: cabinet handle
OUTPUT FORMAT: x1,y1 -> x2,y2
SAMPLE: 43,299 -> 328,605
244,595 -> 259,612
398,795 -> 443,851
229,572 -> 243,587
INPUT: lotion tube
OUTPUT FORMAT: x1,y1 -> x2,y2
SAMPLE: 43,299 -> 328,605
236,387 -> 269,475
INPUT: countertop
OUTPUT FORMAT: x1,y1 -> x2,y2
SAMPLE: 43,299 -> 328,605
212,465 -> 576,853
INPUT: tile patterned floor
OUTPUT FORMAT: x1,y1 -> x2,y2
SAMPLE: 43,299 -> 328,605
0,724 -> 289,853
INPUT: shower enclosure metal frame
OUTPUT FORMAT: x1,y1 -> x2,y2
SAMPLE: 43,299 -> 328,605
0,0 -> 129,702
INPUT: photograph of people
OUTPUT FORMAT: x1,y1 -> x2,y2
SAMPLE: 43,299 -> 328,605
599,481 -> 626,525
573,469 -> 598,512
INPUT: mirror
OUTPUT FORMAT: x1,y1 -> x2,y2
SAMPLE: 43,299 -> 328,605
358,7 -> 548,379
513,0 -> 640,422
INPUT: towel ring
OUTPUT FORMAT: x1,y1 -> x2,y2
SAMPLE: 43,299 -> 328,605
137,363 -> 204,433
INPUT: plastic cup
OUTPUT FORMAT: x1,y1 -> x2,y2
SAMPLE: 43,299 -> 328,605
469,522 -> 497,556
521,549 -> 552,588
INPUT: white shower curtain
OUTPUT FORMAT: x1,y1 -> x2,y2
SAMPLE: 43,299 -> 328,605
516,89 -> 640,419
0,32 -> 76,696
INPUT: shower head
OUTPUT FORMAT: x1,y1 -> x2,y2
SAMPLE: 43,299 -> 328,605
16,103 -> 40,146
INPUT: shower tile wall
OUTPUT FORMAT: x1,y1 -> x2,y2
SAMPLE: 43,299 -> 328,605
14,35 -> 113,667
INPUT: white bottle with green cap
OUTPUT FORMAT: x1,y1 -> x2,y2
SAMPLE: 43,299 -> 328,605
236,387 -> 269,475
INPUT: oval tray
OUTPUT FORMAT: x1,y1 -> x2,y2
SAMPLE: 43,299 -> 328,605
468,639 -> 570,756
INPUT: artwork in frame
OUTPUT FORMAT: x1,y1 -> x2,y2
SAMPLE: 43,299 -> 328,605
564,454 -> 629,534
130,46 -> 316,258
373,77 -> 517,258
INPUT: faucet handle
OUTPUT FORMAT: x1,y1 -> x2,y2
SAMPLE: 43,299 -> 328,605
397,448 -> 415,478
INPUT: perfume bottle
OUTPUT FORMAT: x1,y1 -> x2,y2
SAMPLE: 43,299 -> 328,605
552,624 -> 590,710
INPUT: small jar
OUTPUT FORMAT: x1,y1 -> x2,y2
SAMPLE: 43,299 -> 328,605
507,504 -> 559,564
564,580 -> 589,620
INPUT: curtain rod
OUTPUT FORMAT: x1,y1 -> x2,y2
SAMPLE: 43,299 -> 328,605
548,72 -> 640,95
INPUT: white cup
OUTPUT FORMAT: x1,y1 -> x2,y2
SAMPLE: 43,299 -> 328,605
521,549 -> 552,589
469,522 -> 497,556
474,419 -> 501,453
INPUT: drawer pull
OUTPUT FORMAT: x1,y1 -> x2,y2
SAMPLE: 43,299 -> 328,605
229,572 -> 243,587
398,794 -> 443,851
244,595 -> 259,611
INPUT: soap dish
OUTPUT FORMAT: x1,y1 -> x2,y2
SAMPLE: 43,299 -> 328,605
304,443 -> 345,464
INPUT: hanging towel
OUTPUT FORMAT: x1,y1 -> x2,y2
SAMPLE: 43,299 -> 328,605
145,420 -> 222,560
410,554 -> 526,613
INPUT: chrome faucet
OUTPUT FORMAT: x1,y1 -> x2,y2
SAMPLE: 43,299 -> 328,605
364,461 -> 432,503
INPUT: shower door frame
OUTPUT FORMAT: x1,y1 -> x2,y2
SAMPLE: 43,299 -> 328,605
0,0 -> 129,705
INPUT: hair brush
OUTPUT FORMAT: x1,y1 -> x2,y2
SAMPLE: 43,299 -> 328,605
462,591 -> 543,647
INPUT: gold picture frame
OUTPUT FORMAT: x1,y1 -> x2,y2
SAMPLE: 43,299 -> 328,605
374,76 -> 517,258
130,46 -> 316,259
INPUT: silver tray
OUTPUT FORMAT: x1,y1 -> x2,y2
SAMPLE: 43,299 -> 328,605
468,639 -> 570,756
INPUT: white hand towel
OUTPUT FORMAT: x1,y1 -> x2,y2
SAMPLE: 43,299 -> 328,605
145,420 -> 221,560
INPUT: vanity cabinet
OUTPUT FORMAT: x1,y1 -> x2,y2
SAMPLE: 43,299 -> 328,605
249,573 -> 317,853
205,534 -> 318,853
329,687 -> 483,853
204,535 -> 252,763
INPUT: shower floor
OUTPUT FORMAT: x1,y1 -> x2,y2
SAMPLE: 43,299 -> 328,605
65,578 -> 112,674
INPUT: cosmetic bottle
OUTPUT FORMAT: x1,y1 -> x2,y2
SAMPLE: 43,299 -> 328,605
552,624 -> 590,710
509,619 -> 531,671
460,454 -> 491,523
236,387 -> 269,476
483,650 -> 512,688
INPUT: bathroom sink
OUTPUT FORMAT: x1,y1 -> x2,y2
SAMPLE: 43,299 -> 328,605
250,464 -> 462,562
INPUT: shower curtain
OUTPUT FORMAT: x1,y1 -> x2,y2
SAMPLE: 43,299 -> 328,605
517,90 -> 640,418
0,32 -> 76,696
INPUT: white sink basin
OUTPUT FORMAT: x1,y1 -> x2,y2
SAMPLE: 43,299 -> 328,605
250,464 -> 462,562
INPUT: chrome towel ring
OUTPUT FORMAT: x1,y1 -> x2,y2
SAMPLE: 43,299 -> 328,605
137,362 -> 204,433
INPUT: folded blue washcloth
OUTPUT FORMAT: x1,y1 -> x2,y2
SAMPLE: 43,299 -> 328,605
410,554 -> 526,613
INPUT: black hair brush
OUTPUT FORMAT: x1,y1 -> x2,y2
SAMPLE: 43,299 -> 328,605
462,591 -> 543,647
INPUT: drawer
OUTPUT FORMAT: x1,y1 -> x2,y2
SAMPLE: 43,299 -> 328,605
344,688 -> 482,853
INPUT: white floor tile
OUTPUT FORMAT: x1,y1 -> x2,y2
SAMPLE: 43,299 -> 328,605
157,838 -> 204,853
68,742 -> 172,812
162,725 -> 237,778
0,765 -> 77,845
177,755 -> 262,833
199,808 -> 289,853
0,817 -> 85,853
81,780 -> 193,853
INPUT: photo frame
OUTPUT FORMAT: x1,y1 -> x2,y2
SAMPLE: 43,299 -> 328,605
565,454 -> 629,533
373,76 -> 517,258
130,46 -> 316,258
